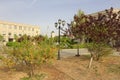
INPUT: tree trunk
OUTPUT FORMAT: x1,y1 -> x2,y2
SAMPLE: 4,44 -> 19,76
88,56 -> 93,68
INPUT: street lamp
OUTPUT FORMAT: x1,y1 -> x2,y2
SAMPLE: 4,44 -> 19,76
55,19 -> 65,60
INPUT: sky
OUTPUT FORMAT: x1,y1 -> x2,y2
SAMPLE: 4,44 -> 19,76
0,0 -> 120,36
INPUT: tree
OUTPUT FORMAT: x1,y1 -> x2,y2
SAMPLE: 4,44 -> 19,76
1,35 -> 57,77
72,10 -> 87,44
72,7 -> 120,45
71,7 -> 120,64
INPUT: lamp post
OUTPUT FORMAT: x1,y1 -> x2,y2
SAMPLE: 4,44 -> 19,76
55,19 -> 65,60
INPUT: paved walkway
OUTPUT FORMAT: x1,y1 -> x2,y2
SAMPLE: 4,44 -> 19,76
59,48 -> 120,58
60,48 -> 90,58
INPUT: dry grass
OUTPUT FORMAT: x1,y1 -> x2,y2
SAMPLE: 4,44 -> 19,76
0,55 -> 120,80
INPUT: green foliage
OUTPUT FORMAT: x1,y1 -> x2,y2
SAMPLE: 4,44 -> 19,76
60,36 -> 73,49
0,55 -> 3,59
72,43 -> 87,48
54,36 -> 75,49
1,35 -> 57,77
86,42 -> 113,61
6,42 -> 20,47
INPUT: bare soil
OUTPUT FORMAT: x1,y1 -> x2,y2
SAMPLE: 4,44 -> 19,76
0,55 -> 120,80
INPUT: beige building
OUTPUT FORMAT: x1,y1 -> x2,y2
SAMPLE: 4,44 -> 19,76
0,20 -> 40,42
89,8 -> 120,17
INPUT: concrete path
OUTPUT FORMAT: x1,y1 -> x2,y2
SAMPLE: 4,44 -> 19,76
59,48 -> 120,58
60,48 -> 90,58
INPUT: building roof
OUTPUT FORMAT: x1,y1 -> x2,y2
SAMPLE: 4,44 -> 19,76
88,8 -> 120,16
0,20 -> 40,28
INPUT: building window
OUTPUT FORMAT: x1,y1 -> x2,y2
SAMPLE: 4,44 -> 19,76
32,28 -> 34,31
2,34 -> 6,36
19,34 -> 22,36
14,25 -> 17,29
8,33 -> 11,36
19,26 -> 22,30
36,31 -> 38,34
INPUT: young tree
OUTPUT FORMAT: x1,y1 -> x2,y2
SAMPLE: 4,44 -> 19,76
71,7 -> 120,63
1,35 -> 57,77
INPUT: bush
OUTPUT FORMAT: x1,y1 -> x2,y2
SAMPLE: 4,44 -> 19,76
6,42 -> 20,47
86,42 -> 113,61
54,36 -> 75,49
1,39 -> 57,77
72,43 -> 87,49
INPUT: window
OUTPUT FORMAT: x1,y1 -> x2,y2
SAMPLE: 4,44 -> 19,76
36,31 -> 38,34
14,25 -> 17,29
32,28 -> 34,31
2,34 -> 6,35
8,33 -> 11,35
19,26 -> 22,30
19,34 -> 22,36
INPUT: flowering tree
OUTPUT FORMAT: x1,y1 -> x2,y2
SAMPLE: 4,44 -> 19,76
71,7 -> 120,62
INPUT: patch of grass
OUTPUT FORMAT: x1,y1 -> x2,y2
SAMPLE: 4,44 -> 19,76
20,74 -> 46,80
108,64 -> 120,74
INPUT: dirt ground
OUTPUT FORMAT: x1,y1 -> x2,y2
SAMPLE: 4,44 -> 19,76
0,55 -> 120,80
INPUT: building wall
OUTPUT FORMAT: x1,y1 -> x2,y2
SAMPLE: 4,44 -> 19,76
88,8 -> 120,17
0,20 -> 40,42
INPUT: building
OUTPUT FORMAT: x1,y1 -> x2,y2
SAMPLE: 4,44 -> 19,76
0,20 -> 40,42
89,8 -> 120,17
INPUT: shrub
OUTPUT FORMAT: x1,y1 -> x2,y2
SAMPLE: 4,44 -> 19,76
6,42 -> 20,47
1,39 -> 57,77
86,42 -> 113,61
72,43 -> 87,49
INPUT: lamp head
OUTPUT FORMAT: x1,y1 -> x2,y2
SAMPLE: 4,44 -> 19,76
62,20 -> 65,26
58,19 -> 62,24
55,22 -> 58,28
